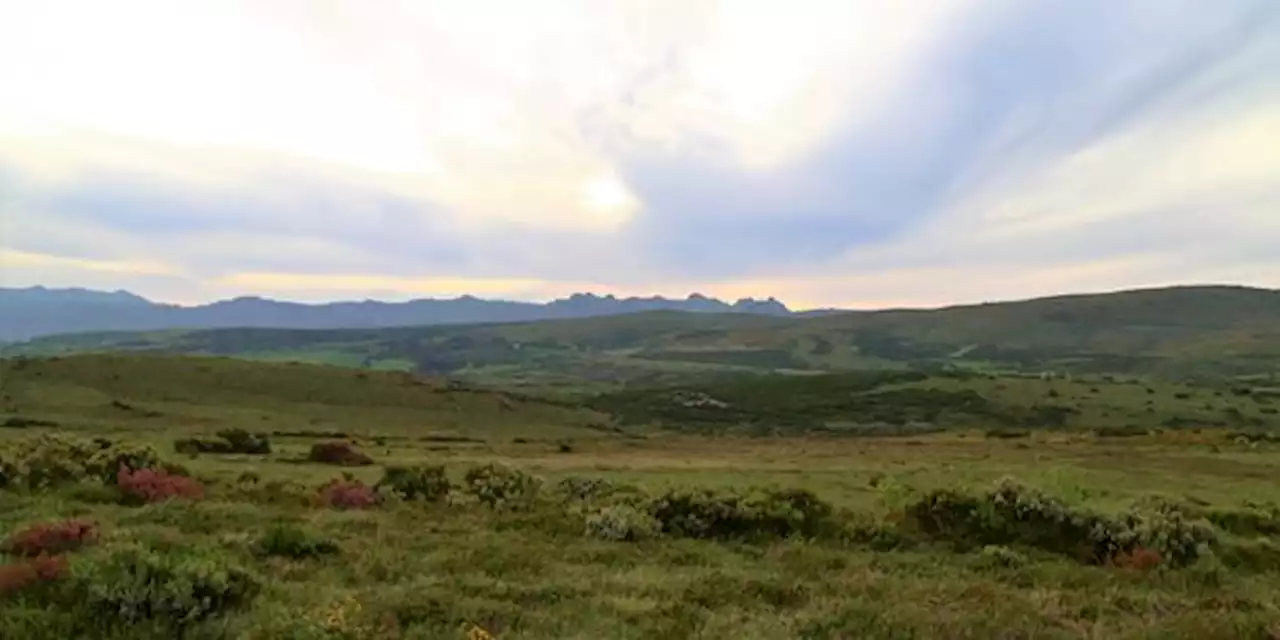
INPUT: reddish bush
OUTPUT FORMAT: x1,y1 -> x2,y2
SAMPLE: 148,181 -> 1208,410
0,554 -> 68,596
3,519 -> 97,557
317,479 -> 378,510
1113,546 -> 1164,571
117,465 -> 205,504
308,441 -> 374,466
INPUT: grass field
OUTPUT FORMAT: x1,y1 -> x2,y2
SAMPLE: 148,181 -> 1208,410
2,355 -> 1280,638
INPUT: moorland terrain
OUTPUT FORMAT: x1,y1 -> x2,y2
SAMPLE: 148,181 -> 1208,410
1,285 -> 1279,638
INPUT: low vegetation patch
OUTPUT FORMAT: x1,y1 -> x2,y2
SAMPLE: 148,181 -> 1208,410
307,441 -> 374,466
3,519 -> 98,557
174,428 -> 271,455
254,524 -> 340,559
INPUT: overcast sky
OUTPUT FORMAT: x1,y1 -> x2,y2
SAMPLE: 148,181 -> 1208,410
1,0 -> 1277,309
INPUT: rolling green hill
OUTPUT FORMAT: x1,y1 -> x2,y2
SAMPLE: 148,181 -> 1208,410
4,285 -> 1279,384
0,354 -> 610,440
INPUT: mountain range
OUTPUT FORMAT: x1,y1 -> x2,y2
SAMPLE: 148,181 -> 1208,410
5,284 -> 1279,380
0,286 -> 797,342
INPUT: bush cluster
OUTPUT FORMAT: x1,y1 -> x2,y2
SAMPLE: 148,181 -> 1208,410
308,441 -> 374,466
647,487 -> 836,541
3,519 -> 98,557
904,478 -> 1215,566
174,429 -> 271,455
585,504 -> 662,541
71,545 -> 262,634
463,463 -> 542,509
0,436 -> 165,490
376,465 -> 451,501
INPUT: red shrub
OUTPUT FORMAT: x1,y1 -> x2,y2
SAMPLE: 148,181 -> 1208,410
317,479 -> 378,510
308,441 -> 374,466
117,465 -> 204,504
1113,546 -> 1164,571
0,555 -> 68,596
2,519 -> 97,557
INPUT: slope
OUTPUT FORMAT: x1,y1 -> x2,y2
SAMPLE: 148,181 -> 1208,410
0,354 -> 610,440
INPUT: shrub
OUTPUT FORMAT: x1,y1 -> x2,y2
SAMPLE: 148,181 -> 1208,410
376,465 -> 451,501
87,443 -> 163,484
463,463 -> 542,509
72,545 -> 261,632
317,479 -> 378,510
3,519 -> 98,557
0,435 -> 97,490
647,487 -> 837,541
0,554 -> 68,597
585,505 -> 662,542
903,479 -> 1215,566
308,441 -> 374,466
117,466 -> 205,505
255,524 -> 340,559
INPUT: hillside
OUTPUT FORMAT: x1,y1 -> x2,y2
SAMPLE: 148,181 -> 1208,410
0,354 -> 610,440
5,285 -> 1279,381
0,286 -> 792,342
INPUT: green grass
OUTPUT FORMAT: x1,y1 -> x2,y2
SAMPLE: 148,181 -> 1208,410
3,354 -> 1280,637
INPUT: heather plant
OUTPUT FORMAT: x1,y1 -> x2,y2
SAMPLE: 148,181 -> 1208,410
376,464 -> 451,501
0,554 -> 68,598
3,519 -> 98,557
308,441 -> 374,466
317,478 -> 379,510
117,466 -> 205,505
463,463 -> 542,509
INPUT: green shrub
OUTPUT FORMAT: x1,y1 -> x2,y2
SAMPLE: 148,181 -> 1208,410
904,479 -> 1216,566
376,465 -> 451,501
584,504 -> 662,541
462,463 -> 542,509
255,524 -> 340,559
71,545 -> 261,633
86,443 -> 163,484
647,487 -> 836,541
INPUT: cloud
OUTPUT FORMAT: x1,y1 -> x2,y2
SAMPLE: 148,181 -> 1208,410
1,0 -> 1277,308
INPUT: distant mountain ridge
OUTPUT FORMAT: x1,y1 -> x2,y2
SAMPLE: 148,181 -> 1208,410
0,286 -> 794,342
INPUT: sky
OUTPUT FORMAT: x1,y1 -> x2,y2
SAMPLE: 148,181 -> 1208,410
1,0 -> 1278,310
